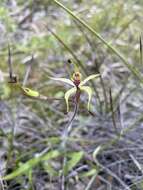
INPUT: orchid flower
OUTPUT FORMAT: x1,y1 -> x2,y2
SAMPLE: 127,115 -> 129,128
49,72 -> 100,112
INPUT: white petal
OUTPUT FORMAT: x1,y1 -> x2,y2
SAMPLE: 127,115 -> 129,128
48,77 -> 75,86
79,74 -> 100,86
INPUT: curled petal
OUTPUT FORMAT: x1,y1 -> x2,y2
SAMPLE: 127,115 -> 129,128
80,86 -> 92,111
48,77 -> 75,86
21,87 -> 40,97
79,74 -> 100,86
65,87 -> 76,113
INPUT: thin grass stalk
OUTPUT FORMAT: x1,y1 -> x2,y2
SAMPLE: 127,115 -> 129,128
109,87 -> 118,133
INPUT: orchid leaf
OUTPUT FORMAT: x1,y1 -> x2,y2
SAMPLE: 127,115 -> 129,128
3,150 -> 60,180
48,76 -> 75,86
64,151 -> 84,174
80,86 -> 92,111
21,87 -> 40,98
79,74 -> 100,86
65,87 -> 76,112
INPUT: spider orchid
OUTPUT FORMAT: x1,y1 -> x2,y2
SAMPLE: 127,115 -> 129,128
49,72 -> 100,113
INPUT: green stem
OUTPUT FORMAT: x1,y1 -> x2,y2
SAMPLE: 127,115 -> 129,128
61,97 -> 79,189
53,0 -> 143,83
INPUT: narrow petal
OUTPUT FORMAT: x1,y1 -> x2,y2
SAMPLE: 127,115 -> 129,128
80,86 -> 92,111
79,74 -> 100,86
65,87 -> 76,112
48,77 -> 75,86
21,87 -> 40,97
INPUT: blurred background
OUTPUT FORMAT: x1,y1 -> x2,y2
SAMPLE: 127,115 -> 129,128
0,0 -> 143,189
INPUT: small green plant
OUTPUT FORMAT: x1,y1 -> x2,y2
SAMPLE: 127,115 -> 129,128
7,45 -> 53,100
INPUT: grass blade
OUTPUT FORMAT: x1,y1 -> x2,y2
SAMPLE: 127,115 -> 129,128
140,36 -> 142,65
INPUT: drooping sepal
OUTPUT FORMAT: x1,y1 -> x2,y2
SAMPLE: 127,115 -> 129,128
80,86 -> 92,111
65,87 -> 76,113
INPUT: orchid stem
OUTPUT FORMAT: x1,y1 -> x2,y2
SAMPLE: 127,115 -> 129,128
60,97 -> 79,190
